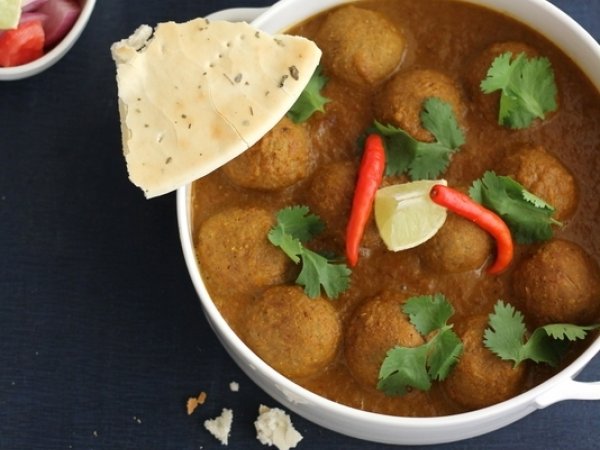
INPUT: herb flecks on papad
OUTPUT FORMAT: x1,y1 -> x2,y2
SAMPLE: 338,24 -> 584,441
111,19 -> 321,198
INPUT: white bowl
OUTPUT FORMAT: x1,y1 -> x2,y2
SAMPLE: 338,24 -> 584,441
0,0 -> 96,81
178,0 -> 600,445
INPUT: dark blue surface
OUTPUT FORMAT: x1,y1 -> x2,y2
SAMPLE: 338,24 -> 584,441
1,0 -> 599,449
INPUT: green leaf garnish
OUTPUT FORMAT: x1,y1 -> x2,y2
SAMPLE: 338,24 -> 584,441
377,294 -> 463,396
377,346 -> 431,395
469,171 -> 561,244
403,293 -> 454,336
420,96 -> 465,149
295,250 -> 352,299
521,189 -> 554,209
287,65 -> 330,123
269,205 -> 324,243
483,301 -> 529,363
542,324 -> 600,341
371,97 -> 465,180
484,301 -> 600,367
427,328 -> 464,381
268,206 -> 350,299
480,52 -> 558,129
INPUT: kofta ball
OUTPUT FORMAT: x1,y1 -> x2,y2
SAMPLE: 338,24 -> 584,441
466,41 -> 539,124
244,285 -> 341,379
345,291 -> 424,390
196,207 -> 291,294
307,161 -> 356,231
420,213 -> 493,273
222,117 -> 312,190
306,160 -> 381,249
315,5 -> 406,86
514,239 -> 600,325
443,315 -> 527,410
496,145 -> 578,221
375,69 -> 466,142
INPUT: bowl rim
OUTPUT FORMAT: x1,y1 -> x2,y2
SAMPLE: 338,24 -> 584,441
177,0 -> 600,438
0,0 -> 97,81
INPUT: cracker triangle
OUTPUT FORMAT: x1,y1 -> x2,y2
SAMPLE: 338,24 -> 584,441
111,18 -> 321,198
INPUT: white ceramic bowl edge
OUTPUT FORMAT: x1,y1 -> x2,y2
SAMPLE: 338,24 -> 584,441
178,0 -> 600,444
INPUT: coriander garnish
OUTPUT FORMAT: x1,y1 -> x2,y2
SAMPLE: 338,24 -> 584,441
378,294 -> 463,395
484,301 -> 600,367
480,52 -> 558,129
469,171 -> 561,244
287,66 -> 330,123
371,97 -> 465,180
268,206 -> 351,299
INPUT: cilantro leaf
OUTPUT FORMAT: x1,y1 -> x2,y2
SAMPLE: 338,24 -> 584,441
427,328 -> 463,381
542,323 -> 600,341
410,142 -> 455,181
267,225 -> 304,263
521,328 -> 568,366
370,97 -> 464,180
377,346 -> 431,395
480,52 -> 558,129
378,294 -> 463,395
483,301 -> 527,363
469,171 -> 560,244
403,293 -> 454,336
370,121 -> 414,175
420,97 -> 465,149
480,52 -> 513,92
268,206 -> 322,262
521,189 -> 553,209
268,205 -> 350,299
287,65 -> 331,123
272,206 -> 324,243
484,300 -> 600,367
296,249 -> 352,299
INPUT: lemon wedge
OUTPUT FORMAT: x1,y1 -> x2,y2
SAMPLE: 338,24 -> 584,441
0,0 -> 22,30
374,179 -> 448,251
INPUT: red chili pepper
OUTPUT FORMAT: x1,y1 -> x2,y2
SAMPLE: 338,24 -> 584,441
430,184 -> 514,274
346,134 -> 386,267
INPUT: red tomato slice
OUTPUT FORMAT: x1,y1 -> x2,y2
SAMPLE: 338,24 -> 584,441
0,20 -> 45,67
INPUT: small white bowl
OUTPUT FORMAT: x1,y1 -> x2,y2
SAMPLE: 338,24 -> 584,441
0,0 -> 96,81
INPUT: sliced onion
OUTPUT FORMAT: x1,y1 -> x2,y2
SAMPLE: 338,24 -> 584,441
19,11 -> 48,26
38,0 -> 81,48
21,0 -> 48,12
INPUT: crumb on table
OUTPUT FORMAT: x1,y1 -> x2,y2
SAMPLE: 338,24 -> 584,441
186,391 -> 208,415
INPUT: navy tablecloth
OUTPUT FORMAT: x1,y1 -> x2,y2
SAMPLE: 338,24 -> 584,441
1,1 -> 599,449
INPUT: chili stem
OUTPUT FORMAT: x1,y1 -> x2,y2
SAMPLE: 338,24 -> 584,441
430,184 -> 514,274
346,134 -> 386,267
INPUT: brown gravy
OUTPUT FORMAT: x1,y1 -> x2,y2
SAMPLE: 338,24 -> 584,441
192,0 -> 600,416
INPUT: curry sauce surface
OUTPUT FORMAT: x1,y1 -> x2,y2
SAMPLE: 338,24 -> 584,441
191,0 -> 600,416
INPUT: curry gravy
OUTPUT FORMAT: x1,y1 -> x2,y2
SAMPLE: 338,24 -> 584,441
192,0 -> 600,416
